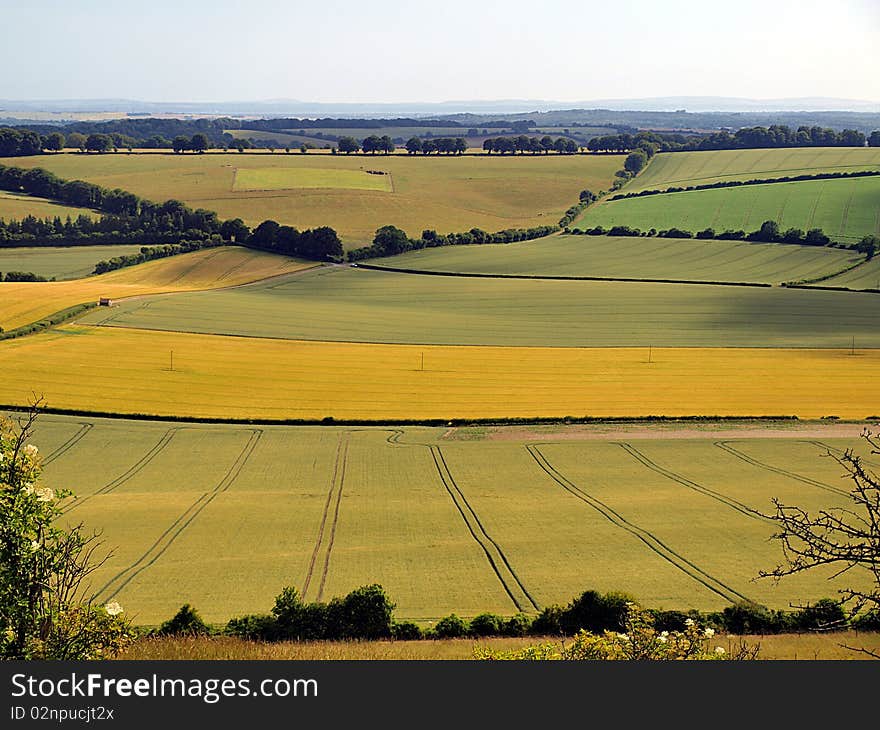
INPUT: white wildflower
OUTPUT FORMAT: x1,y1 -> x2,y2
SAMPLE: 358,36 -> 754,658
684,618 -> 695,627
0,452 -> 4,463
24,444 -> 38,456
657,635 -> 668,644
23,483 -> 34,495
104,601 -> 124,617
30,540 -> 41,551
35,487 -> 54,502
616,633 -> 629,641
715,646 -> 726,655
704,627 -> 715,638
660,631 -> 669,638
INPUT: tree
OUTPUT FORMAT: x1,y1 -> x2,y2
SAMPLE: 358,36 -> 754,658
624,149 -> 648,174
172,136 -> 190,154
760,431 -> 880,655
337,136 -> 359,154
190,133 -> 209,153
42,132 -> 65,152
373,225 -> 410,255
66,132 -> 86,152
405,137 -> 423,154
0,405 -> 131,659
856,235 -> 878,260
85,134 -> 114,153
869,131 -> 880,148
220,218 -> 250,242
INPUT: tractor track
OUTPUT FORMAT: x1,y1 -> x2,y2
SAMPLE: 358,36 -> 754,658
430,445 -> 540,613
617,442 -> 765,521
526,444 -> 749,604
44,422 -> 93,465
62,427 -> 184,515
714,441 -> 848,497
94,429 -> 263,602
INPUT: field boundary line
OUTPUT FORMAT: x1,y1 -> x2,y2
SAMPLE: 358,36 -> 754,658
616,442 -> 766,521
429,445 -> 540,613
94,428 -> 263,603
354,263 -> 773,289
43,422 -> 93,465
804,440 -> 880,470
61,427 -> 184,514
525,444 -> 749,604
715,440 -> 848,497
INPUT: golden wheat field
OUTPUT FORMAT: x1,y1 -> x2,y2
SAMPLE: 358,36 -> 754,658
0,247 -> 314,331
1,324 -> 876,420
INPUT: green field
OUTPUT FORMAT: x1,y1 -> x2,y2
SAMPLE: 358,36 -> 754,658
578,176 -> 880,243
77,264 -> 880,348
371,234 -> 864,284
233,167 -> 393,192
0,245 -> 147,280
25,413 -> 872,623
0,152 -> 620,245
820,256 -> 880,290
0,190 -> 99,221
626,147 -> 880,193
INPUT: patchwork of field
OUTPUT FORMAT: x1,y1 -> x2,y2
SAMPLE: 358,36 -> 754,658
0,152 -> 621,245
0,245 -> 147,280
0,247 -> 313,331
371,234 -> 864,284
78,265 -> 880,348
20,413 -> 873,623
0,190 -> 99,221
1,325 -> 877,420
626,147 -> 880,193
578,176 -> 880,243
232,167 -> 393,192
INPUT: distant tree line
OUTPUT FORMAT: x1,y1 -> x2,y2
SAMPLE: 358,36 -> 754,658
0,164 -> 342,261
589,126 -> 870,154
92,239 -> 224,275
404,137 -> 468,154
482,136 -> 579,154
157,582 -> 874,643
570,219 -> 874,251
610,169 -> 880,201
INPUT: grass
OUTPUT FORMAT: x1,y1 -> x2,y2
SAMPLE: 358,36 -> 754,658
233,167 -> 392,192
22,413 -> 877,623
820,256 -> 880,290
0,190 -> 99,220
77,265 -> 880,348
0,152 -> 621,245
0,246 -> 314,331
626,147 -> 880,193
0,245 -> 147,280
2,326 -> 878,420
117,632 -> 880,660
370,234 -> 864,284
578,176 -> 880,243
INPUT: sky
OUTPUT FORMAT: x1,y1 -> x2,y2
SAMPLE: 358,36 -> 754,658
2,0 -> 878,103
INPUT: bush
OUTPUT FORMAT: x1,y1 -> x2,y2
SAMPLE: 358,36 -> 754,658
433,614 -> 468,638
469,613 -> 503,637
158,604 -> 211,636
391,621 -> 423,640
795,598 -> 847,631
503,613 -> 533,637
560,590 -> 633,634
716,601 -> 781,634
225,614 -> 276,641
530,605 -> 564,635
337,584 -> 395,639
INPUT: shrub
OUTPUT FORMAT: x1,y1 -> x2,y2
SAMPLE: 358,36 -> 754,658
503,613 -> 533,637
433,614 -> 468,638
795,598 -> 847,631
560,590 -> 633,634
469,613 -> 503,637
337,584 -> 395,639
158,604 -> 211,636
391,621 -> 423,640
530,605 -> 564,635
717,601 -> 781,634
225,614 -> 276,641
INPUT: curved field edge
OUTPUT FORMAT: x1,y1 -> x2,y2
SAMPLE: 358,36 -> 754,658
2,325 -> 878,420
0,246 -> 317,332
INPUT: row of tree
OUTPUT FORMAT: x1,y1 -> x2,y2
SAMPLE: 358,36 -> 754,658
0,163 -> 343,261
404,137 -> 468,154
482,136 -> 579,154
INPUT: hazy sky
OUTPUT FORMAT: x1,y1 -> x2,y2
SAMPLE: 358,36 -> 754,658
3,0 -> 878,102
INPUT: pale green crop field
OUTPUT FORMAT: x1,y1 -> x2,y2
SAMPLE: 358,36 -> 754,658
371,234 -> 863,284
232,167 -> 393,192
22,413 -> 873,623
821,256 -> 880,290
0,190 -> 99,221
0,245 -> 147,280
578,176 -> 880,243
77,265 -> 880,348
0,152 -> 620,245
626,147 -> 880,193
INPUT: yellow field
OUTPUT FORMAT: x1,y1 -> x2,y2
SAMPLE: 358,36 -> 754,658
0,152 -> 621,244
0,325 -> 876,419
0,247 -> 314,331
0,190 -> 98,220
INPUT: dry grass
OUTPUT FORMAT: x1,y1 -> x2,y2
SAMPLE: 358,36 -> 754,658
0,247 -> 314,330
117,632 -> 880,660
1,326 -> 876,420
